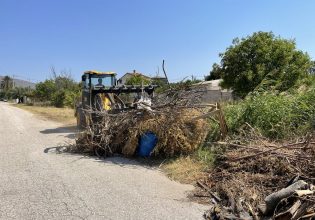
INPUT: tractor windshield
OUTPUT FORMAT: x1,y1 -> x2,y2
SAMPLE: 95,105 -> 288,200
90,75 -> 114,89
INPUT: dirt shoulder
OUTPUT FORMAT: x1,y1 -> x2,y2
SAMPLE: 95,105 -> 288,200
12,104 -> 76,126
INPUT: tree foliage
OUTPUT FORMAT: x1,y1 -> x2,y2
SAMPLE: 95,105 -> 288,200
0,76 -> 31,100
125,75 -> 150,85
2,76 -> 13,92
34,80 -> 56,101
209,32 -> 312,97
205,63 -> 222,81
33,70 -> 80,107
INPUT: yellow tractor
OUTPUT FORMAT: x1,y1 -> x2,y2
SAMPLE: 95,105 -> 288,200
75,70 -> 156,128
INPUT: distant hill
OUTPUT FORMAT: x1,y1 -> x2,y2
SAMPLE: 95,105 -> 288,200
0,76 -> 36,89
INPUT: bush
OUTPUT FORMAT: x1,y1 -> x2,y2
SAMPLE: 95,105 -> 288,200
64,90 -> 81,108
224,90 -> 315,139
33,72 -> 81,108
52,90 -> 66,107
34,80 -> 56,101
0,91 -> 5,99
291,88 -> 315,132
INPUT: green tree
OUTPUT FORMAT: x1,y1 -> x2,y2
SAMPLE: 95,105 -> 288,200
210,32 -> 312,97
10,87 -> 28,99
205,63 -> 222,81
0,76 -> 34,100
52,90 -> 66,108
34,79 -> 56,101
310,61 -> 315,75
33,68 -> 81,107
0,91 -> 5,99
3,76 -> 13,92
125,75 -> 150,85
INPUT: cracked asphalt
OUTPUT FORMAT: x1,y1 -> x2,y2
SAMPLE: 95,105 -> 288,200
0,102 -> 207,220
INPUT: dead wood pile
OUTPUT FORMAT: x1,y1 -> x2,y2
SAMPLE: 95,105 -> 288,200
202,126 -> 315,220
73,85 -> 216,157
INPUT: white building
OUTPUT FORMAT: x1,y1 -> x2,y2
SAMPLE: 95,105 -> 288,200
193,79 -> 233,103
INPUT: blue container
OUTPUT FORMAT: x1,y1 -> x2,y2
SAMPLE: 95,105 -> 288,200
137,132 -> 158,157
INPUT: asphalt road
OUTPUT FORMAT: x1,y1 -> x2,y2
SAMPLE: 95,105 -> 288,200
0,102 -> 207,220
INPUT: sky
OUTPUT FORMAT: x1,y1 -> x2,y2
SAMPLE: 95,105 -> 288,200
1,0 -> 315,83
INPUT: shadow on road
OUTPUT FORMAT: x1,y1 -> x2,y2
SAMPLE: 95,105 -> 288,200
92,156 -> 163,170
40,125 -> 77,134
44,146 -> 68,153
43,144 -> 162,170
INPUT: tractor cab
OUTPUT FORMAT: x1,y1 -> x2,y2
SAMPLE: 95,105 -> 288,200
76,70 -> 158,128
81,71 -> 117,110
82,70 -> 116,90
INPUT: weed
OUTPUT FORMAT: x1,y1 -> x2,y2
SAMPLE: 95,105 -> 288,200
223,88 -> 315,139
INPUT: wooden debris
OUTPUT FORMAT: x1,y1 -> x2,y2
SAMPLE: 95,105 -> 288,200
197,180 -> 222,203
264,180 -> 308,215
72,85 -> 229,157
203,131 -> 315,220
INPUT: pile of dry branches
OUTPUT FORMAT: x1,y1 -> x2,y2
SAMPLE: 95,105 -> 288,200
202,125 -> 315,219
73,85 -> 218,157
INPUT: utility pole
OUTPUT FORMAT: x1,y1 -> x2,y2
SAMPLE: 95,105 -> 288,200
162,60 -> 170,86
12,74 -> 16,89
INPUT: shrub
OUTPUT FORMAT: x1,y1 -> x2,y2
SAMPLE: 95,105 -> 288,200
33,72 -> 81,108
64,90 -> 81,108
34,80 -> 56,101
224,90 -> 315,139
291,88 -> 315,132
52,90 -> 66,107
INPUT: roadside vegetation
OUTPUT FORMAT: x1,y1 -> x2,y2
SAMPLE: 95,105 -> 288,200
1,68 -> 80,123
32,68 -> 81,108
224,85 -> 315,139
203,32 -> 315,138
217,32 -> 315,140
0,67 -> 81,108
160,33 -> 315,217
0,76 -> 33,101
165,31 -> 315,183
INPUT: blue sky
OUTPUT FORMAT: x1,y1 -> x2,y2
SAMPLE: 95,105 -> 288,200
1,0 -> 315,83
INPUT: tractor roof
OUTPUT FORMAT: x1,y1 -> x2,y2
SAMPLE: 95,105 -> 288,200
84,70 -> 116,75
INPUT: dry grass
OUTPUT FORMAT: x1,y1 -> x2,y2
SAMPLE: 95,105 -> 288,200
13,104 -> 76,125
162,156 -> 208,184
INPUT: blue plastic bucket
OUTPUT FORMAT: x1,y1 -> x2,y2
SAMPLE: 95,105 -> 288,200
137,132 -> 158,157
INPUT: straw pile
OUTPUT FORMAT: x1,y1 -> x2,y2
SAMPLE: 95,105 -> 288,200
122,108 -> 209,156
73,85 -> 214,157
74,107 -> 210,157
